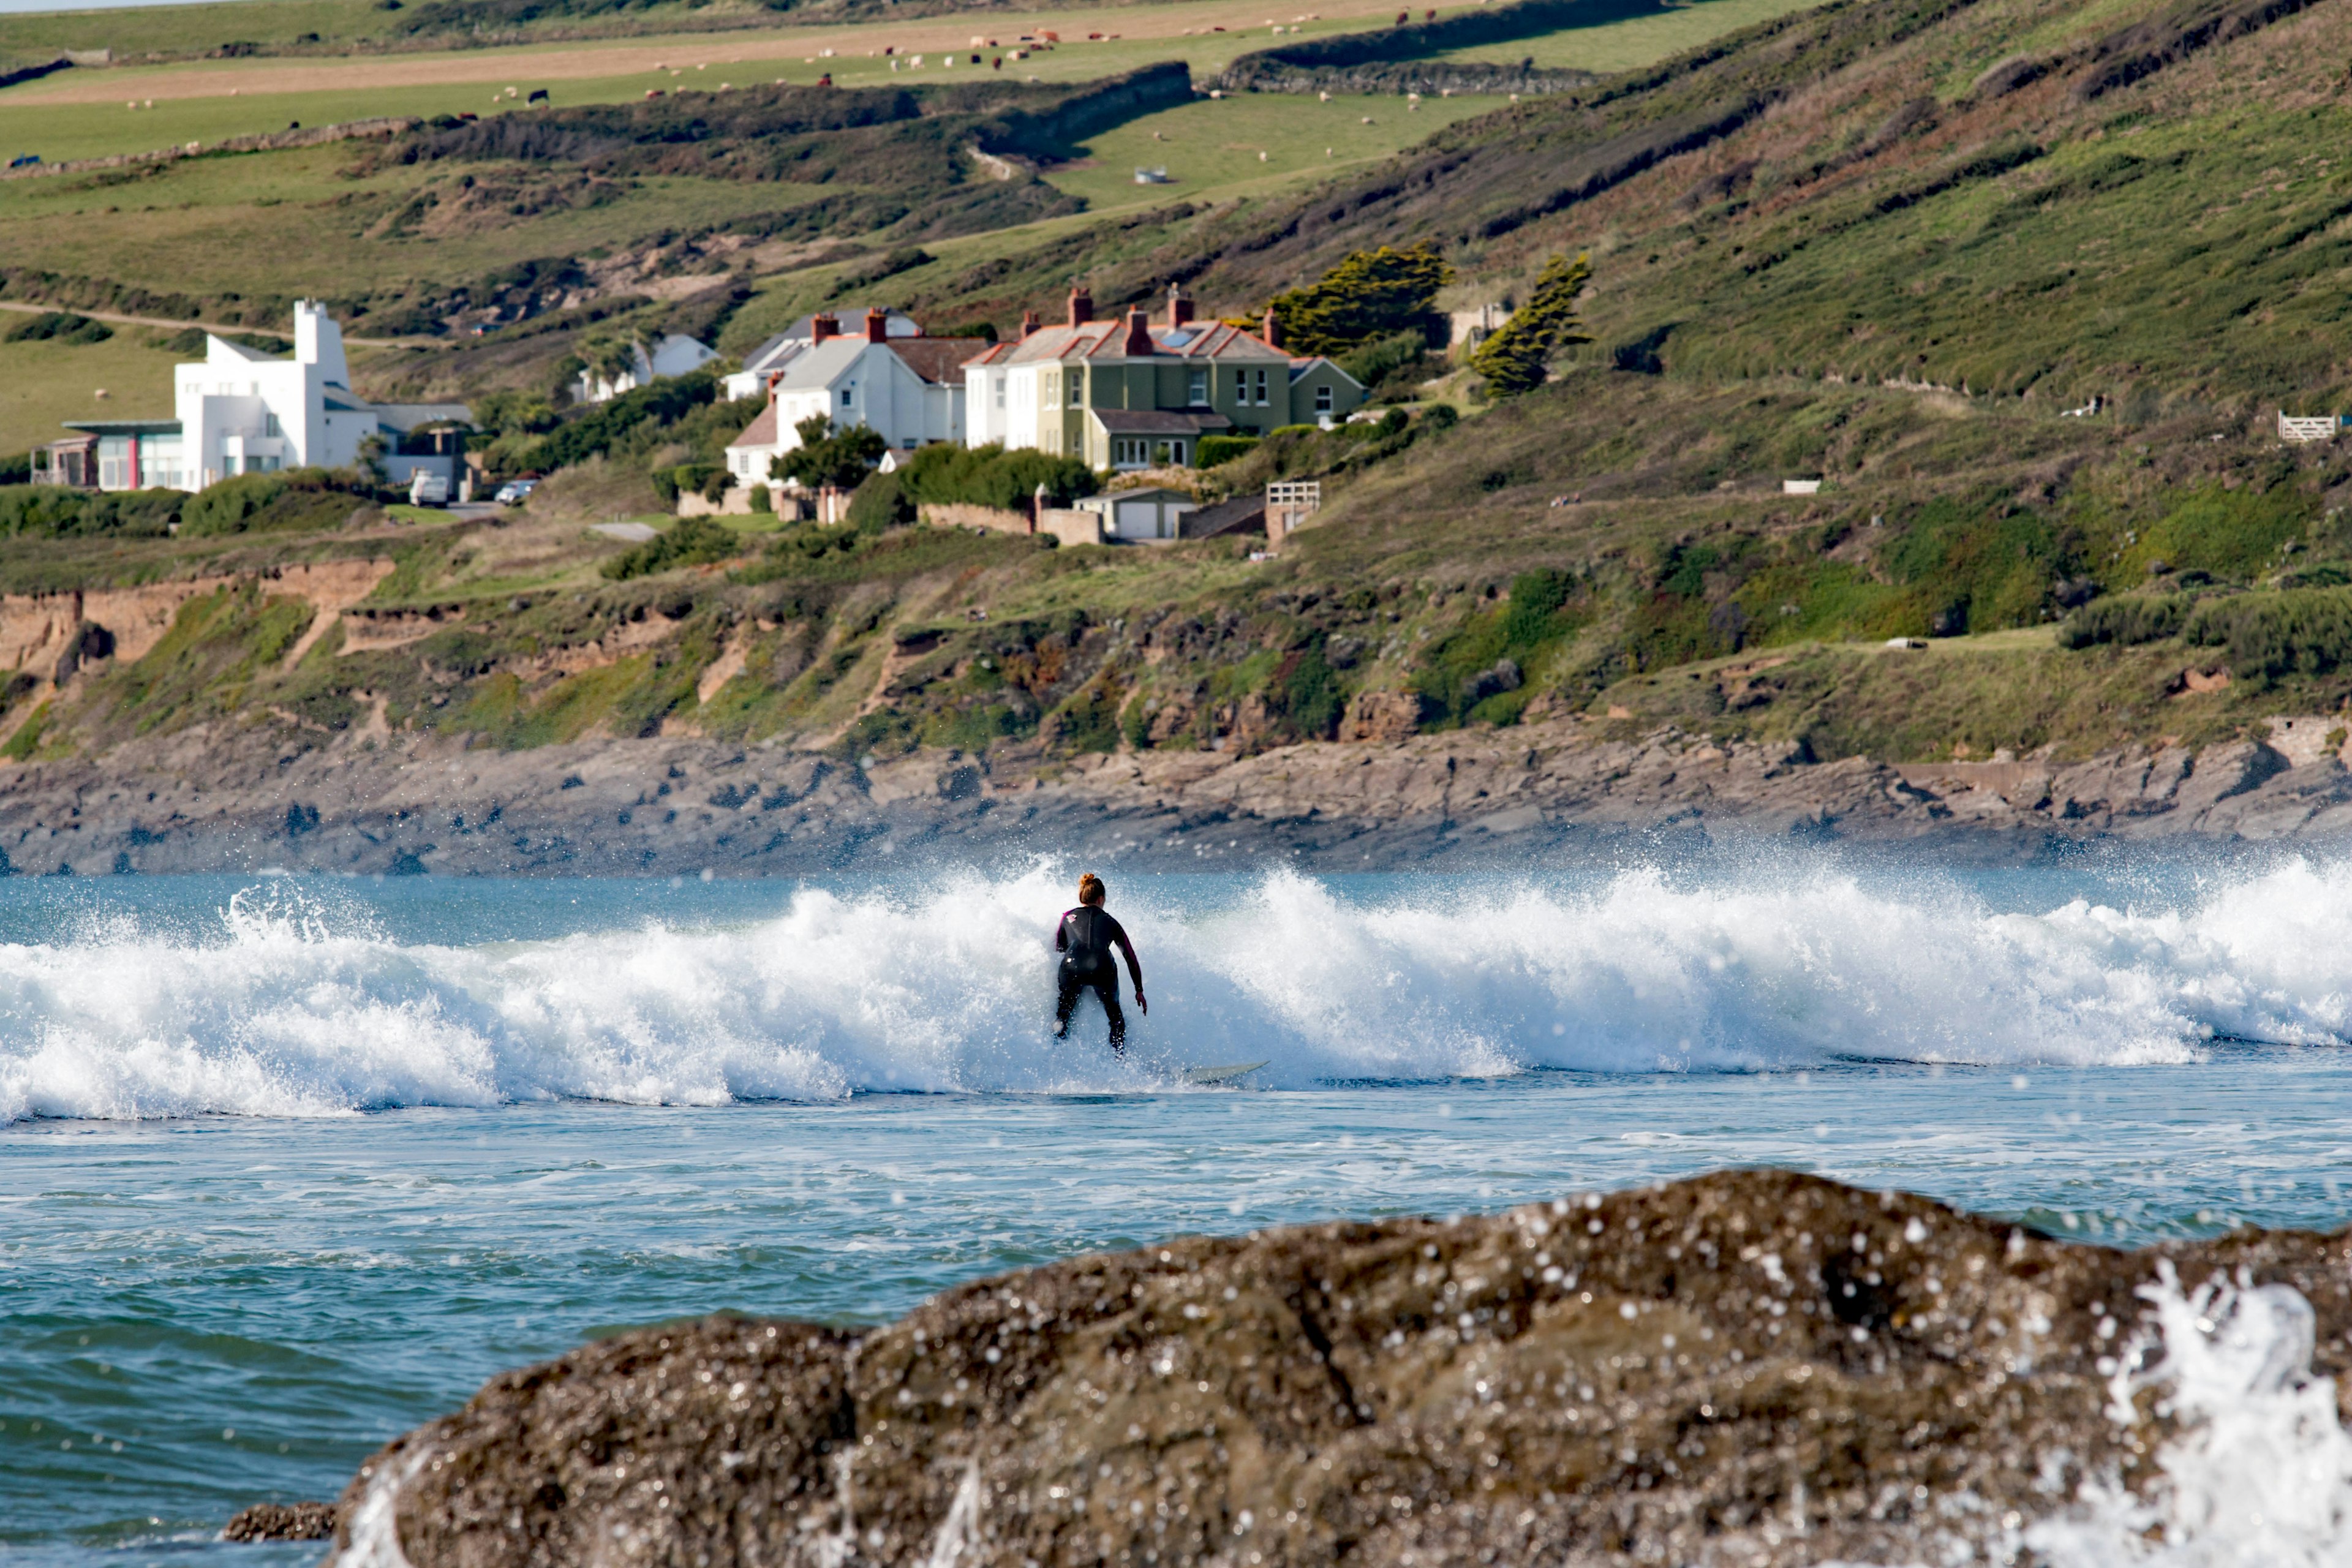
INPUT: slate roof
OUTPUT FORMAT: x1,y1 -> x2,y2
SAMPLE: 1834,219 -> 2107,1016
1090,408 -> 1233,435
887,337 -> 986,386
729,401 -> 782,451
995,319 -> 1289,365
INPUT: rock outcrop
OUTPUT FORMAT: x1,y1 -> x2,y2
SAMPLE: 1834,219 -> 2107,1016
330,1171 -> 2352,1568
4,715 -> 2351,877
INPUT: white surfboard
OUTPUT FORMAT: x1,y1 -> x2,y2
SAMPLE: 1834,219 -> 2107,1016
1179,1060 -> 1269,1086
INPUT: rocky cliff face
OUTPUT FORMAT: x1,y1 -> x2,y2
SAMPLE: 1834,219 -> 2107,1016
5,714 -> 2351,878
327,1170 -> 2352,1568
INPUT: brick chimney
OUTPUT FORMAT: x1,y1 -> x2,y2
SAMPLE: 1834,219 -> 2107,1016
1124,307 -> 1154,357
1261,306 -> 1281,350
865,307 -> 889,344
766,369 -> 785,402
811,312 -> 840,344
1019,309 -> 1040,339
1068,287 -> 1093,326
1167,284 -> 1194,328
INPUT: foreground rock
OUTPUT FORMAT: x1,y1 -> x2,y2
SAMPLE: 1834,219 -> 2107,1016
331,1172 -> 2352,1567
222,1501 -> 339,1540
7,717 -> 2352,877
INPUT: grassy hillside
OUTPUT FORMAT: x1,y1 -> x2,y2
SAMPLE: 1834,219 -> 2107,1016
10,0 -> 2352,782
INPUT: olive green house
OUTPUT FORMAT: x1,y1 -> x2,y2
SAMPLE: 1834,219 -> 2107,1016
962,287 -> 1366,470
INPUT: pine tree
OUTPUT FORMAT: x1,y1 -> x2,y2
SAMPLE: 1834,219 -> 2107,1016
1470,252 -> 1593,397
1265,243 -> 1455,355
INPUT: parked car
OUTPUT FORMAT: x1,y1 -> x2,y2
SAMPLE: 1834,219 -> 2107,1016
494,478 -> 538,505
7,155 -> 40,169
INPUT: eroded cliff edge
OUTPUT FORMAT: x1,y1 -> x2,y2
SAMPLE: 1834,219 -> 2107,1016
7,717 -> 2352,877
326,1170 -> 2352,1568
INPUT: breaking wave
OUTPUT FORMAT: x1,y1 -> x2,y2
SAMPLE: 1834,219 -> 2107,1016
3,859 -> 2351,1123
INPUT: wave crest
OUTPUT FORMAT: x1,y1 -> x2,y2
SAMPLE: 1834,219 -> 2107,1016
2,861 -> 2349,1122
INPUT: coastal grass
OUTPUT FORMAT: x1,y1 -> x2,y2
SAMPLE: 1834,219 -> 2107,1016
0,327 -> 181,459
0,146 -> 827,304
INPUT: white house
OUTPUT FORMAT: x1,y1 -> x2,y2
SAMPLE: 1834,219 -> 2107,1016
32,300 -> 469,493
723,311 -> 970,487
574,333 -> 718,404
721,307 -> 919,401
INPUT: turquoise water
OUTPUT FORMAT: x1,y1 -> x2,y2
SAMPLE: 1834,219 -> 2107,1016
1,861 -> 2349,1561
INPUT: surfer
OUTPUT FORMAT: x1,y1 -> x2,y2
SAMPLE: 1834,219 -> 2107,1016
1052,873 -> 1146,1055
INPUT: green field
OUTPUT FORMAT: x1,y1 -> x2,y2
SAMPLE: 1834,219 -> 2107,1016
0,67 -> 695,164
1437,0 -> 1833,70
0,0 -> 393,60
0,328 -> 181,456
1043,91 -> 1506,213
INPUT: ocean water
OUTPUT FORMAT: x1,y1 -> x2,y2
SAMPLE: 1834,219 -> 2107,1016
2,856 -> 2351,1565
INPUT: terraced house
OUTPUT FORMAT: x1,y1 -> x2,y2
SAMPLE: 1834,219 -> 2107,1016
963,287 -> 1364,470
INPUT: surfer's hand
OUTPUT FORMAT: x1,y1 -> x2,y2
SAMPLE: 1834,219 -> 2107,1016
1136,990 -> 1148,1015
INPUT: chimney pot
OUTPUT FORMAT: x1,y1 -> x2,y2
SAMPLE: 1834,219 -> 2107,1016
865,308 -> 889,344
811,312 -> 840,344
1168,284 -> 1194,328
1020,309 -> 1041,339
1068,287 -> 1093,327
1261,306 -> 1281,351
1125,307 -> 1154,358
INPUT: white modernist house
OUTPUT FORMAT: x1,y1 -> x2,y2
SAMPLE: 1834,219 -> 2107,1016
723,311 -> 969,488
721,307 -> 920,401
32,300 -> 469,493
575,333 -> 718,404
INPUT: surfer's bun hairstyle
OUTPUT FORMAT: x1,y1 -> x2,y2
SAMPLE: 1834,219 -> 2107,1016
1077,873 -> 1106,906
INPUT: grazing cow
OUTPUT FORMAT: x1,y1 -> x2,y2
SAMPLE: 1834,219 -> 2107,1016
527,88 -> 548,104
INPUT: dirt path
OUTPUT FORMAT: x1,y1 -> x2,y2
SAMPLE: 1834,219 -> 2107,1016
2,0 -> 1409,105
0,299 -> 441,350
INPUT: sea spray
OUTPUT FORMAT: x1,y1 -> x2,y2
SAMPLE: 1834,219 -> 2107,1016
5,860 -> 2352,1123
2026,1264 -> 2352,1567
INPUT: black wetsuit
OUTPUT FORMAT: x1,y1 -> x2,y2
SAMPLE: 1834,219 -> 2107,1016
1054,905 -> 1142,1054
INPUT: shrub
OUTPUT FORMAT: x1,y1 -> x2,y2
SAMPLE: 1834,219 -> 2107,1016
2182,587 -> 2352,683
600,514 -> 742,580
2056,594 -> 2192,649
0,484 -> 182,538
847,469 -> 915,532
748,483 -> 772,514
1195,434 -> 1261,469
1336,329 -> 1429,396
0,453 -> 32,486
897,442 -> 1093,511
5,312 -> 111,345
777,415 -> 888,491
179,469 -> 368,536
538,371 -> 719,472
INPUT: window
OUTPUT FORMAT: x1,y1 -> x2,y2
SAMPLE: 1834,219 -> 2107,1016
839,385 -> 854,408
1253,368 -> 1270,405
1316,384 -> 1333,414
1067,371 -> 1084,407
1188,369 -> 1208,405
264,412 -> 282,438
993,377 -> 1005,410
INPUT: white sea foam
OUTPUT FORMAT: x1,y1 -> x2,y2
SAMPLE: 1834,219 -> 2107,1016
4,859 -> 2352,1123
2024,1264 -> 2352,1566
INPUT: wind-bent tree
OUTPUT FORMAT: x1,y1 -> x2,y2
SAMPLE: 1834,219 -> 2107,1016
1471,252 -> 1593,397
